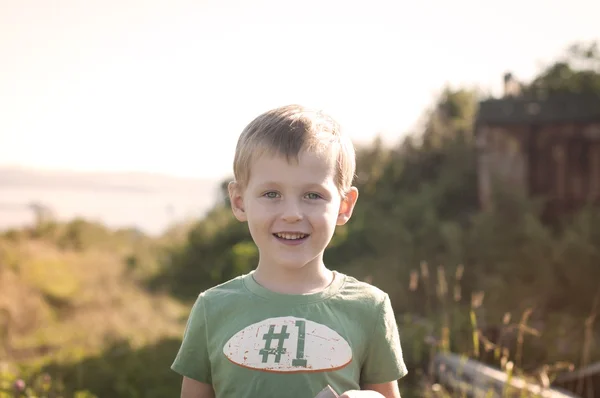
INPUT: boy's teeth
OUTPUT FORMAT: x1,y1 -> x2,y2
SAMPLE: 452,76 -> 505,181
275,233 -> 307,240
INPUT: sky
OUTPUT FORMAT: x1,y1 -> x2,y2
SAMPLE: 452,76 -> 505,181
1,0 -> 599,180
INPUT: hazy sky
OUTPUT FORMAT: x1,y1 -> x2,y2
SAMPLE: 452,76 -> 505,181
1,0 -> 599,180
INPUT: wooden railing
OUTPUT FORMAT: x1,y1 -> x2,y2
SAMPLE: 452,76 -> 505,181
431,352 -> 580,398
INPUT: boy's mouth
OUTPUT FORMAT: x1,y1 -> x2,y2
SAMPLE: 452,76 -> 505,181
273,232 -> 309,241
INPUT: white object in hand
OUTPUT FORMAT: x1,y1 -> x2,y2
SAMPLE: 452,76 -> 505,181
314,385 -> 339,398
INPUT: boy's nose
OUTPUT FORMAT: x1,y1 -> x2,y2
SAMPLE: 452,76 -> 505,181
281,202 -> 303,223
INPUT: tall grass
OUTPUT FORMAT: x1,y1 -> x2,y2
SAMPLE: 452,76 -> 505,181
406,262 -> 592,398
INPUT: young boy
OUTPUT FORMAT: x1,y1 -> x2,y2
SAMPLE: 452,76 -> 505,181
171,105 -> 408,398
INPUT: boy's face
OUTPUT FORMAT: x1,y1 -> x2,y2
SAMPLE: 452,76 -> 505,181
229,149 -> 358,273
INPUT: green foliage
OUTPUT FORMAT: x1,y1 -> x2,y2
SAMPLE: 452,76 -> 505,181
0,241 -> 20,272
148,205 -> 254,300
229,241 -> 259,275
324,88 -> 480,302
23,258 -> 80,305
0,339 -> 183,398
0,215 -> 188,397
0,370 -> 97,398
0,339 -> 181,398
57,219 -> 112,252
464,179 -> 599,316
523,40 -> 600,97
39,339 -> 182,398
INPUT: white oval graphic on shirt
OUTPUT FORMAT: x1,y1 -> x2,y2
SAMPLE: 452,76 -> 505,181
223,316 -> 352,373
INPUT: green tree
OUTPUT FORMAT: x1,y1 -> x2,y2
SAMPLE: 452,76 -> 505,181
524,40 -> 600,97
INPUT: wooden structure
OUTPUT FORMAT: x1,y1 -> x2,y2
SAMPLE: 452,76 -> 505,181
554,361 -> 600,398
475,92 -> 600,220
432,352 -> 578,398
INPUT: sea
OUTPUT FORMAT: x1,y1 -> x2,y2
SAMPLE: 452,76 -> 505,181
0,168 -> 220,236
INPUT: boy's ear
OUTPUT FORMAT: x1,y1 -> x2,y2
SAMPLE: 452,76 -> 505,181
228,181 -> 247,222
336,187 -> 359,226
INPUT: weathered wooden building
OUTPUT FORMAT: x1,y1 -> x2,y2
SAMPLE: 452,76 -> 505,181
475,86 -> 600,220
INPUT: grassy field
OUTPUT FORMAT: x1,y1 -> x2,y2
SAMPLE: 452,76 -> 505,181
1,215 -> 597,397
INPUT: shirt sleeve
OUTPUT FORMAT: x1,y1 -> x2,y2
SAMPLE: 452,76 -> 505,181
171,293 -> 212,384
360,293 -> 408,385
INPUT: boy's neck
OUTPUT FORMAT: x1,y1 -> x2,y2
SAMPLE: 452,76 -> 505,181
252,262 -> 334,295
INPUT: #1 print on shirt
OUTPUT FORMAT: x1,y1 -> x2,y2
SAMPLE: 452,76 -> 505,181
223,316 -> 353,373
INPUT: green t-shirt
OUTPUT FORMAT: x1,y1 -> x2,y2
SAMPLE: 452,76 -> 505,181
171,271 -> 407,397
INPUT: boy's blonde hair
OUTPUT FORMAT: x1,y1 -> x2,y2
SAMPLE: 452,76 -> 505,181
233,104 -> 356,195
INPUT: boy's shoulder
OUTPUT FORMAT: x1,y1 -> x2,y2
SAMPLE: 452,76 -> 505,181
198,274 -> 246,299
336,272 -> 390,304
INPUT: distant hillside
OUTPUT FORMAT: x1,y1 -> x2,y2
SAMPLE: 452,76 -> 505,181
0,166 -> 219,193
0,167 -> 221,235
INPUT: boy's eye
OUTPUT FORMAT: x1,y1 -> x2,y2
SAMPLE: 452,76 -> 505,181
305,192 -> 321,200
263,191 -> 279,199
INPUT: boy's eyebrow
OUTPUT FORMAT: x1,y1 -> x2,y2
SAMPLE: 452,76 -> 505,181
254,181 -> 330,190
304,182 -> 330,190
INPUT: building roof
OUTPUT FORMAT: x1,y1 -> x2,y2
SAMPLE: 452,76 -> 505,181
476,93 -> 600,125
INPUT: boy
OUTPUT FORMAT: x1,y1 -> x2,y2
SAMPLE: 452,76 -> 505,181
171,105 -> 408,398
